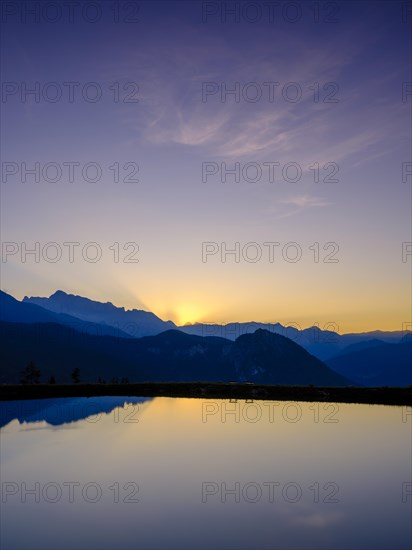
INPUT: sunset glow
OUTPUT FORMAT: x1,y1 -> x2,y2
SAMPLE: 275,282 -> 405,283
1,1 -> 411,333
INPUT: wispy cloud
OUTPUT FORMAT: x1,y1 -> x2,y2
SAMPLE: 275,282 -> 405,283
272,194 -> 331,219
280,195 -> 331,208
292,510 -> 345,528
94,14 -> 409,177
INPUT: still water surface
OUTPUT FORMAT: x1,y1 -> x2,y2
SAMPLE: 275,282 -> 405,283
1,397 -> 411,550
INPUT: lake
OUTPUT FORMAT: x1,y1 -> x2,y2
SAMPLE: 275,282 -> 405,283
1,397 -> 411,550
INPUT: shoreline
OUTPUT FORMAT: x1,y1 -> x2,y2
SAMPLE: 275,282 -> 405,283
0,383 -> 411,406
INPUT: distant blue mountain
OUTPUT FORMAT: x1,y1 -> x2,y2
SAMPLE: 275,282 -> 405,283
181,322 -> 347,359
326,341 -> 412,387
2,289 -> 410,387
23,290 -> 175,338
178,323 -> 409,360
0,290 -> 129,338
333,339 -> 388,357
20,291 -> 410,361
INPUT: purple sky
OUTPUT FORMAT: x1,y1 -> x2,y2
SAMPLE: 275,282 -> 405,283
1,0 -> 411,331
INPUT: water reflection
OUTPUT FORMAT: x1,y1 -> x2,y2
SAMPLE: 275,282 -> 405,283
0,397 -> 411,550
0,396 -> 152,428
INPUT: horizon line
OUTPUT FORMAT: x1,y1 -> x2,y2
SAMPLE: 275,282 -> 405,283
1,287 -> 410,337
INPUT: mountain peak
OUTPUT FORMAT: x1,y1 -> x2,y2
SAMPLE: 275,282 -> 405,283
227,328 -> 348,386
51,290 -> 68,297
23,290 -> 176,338
236,328 -> 289,344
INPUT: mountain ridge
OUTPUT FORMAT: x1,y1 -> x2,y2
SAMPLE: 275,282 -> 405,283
23,290 -> 175,338
17,290 -> 411,361
326,341 -> 412,387
0,290 -> 129,338
0,321 -> 349,386
2,289 -> 410,387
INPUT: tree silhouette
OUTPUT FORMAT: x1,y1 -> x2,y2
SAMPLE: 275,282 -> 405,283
71,367 -> 80,384
20,361 -> 41,384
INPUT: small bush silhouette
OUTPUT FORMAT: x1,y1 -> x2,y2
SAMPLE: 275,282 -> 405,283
71,368 -> 81,384
20,361 -> 41,385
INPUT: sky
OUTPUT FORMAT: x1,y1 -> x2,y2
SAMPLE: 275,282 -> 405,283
1,0 -> 411,332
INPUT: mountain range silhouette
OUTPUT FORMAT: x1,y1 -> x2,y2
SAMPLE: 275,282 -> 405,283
1,290 -> 411,386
